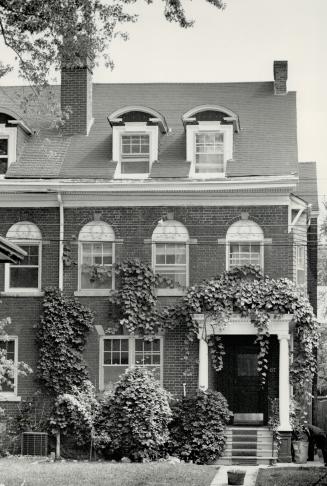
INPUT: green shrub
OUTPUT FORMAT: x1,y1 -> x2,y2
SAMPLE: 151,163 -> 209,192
168,389 -> 231,464
49,381 -> 99,447
94,367 -> 172,461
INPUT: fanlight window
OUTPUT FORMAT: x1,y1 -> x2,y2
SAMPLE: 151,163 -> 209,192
152,220 -> 189,291
78,221 -> 115,291
226,220 -> 264,270
5,222 -> 42,291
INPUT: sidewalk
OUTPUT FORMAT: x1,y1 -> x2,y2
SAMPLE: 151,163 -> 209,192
210,459 -> 325,486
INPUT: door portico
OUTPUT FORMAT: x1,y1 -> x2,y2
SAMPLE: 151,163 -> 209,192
195,313 -> 293,432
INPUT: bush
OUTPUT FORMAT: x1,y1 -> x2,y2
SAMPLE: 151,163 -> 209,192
94,367 -> 172,461
49,381 -> 99,447
168,389 -> 231,464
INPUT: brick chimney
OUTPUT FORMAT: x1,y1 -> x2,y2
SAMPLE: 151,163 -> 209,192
61,57 -> 93,135
273,61 -> 288,95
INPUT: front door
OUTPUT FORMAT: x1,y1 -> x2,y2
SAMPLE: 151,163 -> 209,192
218,336 -> 267,422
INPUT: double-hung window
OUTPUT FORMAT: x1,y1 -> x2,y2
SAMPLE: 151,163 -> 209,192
195,131 -> 225,174
152,220 -> 189,295
226,220 -> 264,271
100,336 -> 163,391
186,122 -> 233,178
0,337 -> 18,399
0,137 -> 9,174
5,222 -> 42,292
78,221 -> 115,294
121,134 -> 150,174
112,123 -> 158,178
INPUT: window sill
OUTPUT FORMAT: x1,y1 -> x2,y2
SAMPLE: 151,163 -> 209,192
1,291 -> 44,297
0,395 -> 21,402
156,288 -> 186,297
74,290 -> 113,297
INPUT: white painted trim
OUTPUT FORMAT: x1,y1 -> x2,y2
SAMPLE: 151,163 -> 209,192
4,240 -> 42,293
0,124 -> 17,169
78,241 -> 115,292
99,335 -> 164,391
186,123 -> 233,179
194,313 -> 293,337
113,125 -> 158,179
182,105 -> 240,132
108,105 -> 168,133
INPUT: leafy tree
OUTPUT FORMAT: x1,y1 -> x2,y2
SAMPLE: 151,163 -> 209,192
0,0 -> 225,85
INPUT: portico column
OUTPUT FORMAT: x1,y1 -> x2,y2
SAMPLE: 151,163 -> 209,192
198,337 -> 209,389
278,333 -> 292,431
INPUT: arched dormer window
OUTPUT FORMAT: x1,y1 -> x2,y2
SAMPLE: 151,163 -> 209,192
5,222 -> 42,292
78,221 -> 115,294
152,220 -> 189,296
182,105 -> 239,178
108,106 -> 168,179
226,220 -> 264,270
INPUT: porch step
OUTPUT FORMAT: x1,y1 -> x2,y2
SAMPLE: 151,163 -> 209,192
216,427 -> 278,466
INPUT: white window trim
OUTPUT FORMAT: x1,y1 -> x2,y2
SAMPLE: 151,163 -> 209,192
99,335 -> 164,391
186,122 -> 233,178
4,240 -> 42,293
113,123 -> 158,179
152,242 -> 189,296
0,335 -> 21,401
0,124 -> 17,174
77,241 -> 115,296
226,241 -> 264,272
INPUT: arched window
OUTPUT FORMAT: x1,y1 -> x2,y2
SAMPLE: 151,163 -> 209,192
226,220 -> 264,270
152,220 -> 189,295
78,221 -> 115,292
5,222 -> 42,291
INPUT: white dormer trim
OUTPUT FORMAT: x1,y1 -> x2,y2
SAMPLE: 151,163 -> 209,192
0,124 -> 17,173
182,105 -> 240,132
113,124 -> 158,179
108,105 -> 168,134
186,122 -> 233,179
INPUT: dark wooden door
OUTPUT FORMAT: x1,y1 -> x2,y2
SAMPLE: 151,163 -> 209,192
218,336 -> 266,415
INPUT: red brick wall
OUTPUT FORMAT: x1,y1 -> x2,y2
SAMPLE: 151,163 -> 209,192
0,203 -> 300,400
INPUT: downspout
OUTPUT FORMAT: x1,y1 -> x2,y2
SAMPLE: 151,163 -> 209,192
57,193 -> 64,291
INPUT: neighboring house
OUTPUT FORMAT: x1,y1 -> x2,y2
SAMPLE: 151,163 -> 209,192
0,60 -> 318,463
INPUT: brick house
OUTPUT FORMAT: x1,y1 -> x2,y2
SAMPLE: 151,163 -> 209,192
0,60 -> 318,463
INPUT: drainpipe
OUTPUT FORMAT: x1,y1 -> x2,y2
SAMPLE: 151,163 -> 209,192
57,193 -> 64,291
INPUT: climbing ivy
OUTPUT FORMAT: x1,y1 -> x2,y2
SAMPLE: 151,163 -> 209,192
110,261 -> 319,406
35,288 -> 94,396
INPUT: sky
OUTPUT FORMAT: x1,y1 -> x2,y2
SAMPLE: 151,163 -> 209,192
0,0 -> 326,207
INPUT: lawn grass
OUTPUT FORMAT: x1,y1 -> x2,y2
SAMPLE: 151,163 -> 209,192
256,466 -> 327,486
0,457 -> 217,486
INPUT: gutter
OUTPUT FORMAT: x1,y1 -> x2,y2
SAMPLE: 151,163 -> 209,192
57,193 -> 64,291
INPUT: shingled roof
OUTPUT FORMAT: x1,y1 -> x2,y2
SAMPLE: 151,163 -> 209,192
2,81 -> 299,180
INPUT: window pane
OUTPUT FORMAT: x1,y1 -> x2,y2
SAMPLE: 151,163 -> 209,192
153,339 -> 160,352
103,366 -> 128,390
0,139 -> 8,155
112,340 -> 120,352
10,267 -> 38,288
0,159 -> 7,174
121,339 -> 129,352
135,339 -> 143,352
0,340 -> 15,392
121,352 -> 129,365
104,340 -> 111,352
112,352 -> 121,365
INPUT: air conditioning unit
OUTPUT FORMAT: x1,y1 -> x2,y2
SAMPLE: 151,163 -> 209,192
21,432 -> 48,456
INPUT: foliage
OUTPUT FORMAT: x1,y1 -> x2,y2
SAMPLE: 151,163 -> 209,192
10,392 -> 49,434
0,311 -> 32,395
165,266 -> 319,401
267,398 -> 281,453
49,381 -> 99,446
168,389 -> 231,464
318,326 -> 327,395
94,367 -> 172,461
108,259 -> 167,337
35,287 -> 94,396
0,0 -> 225,86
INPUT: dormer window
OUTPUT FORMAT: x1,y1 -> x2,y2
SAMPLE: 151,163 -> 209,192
0,113 -> 18,175
182,105 -> 239,179
121,133 -> 150,174
108,106 -> 168,179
